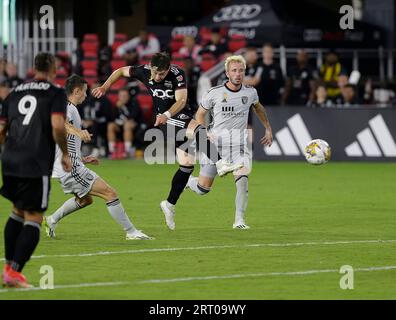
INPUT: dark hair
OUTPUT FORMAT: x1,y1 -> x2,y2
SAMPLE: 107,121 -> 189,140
150,52 -> 171,71
34,52 -> 55,73
65,74 -> 87,96
262,43 -> 273,49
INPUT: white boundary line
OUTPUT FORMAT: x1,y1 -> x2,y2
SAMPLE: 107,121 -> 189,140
1,265 -> 396,293
1,239 -> 395,262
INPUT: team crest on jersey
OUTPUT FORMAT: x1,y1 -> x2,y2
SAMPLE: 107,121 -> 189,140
241,96 -> 248,104
164,80 -> 173,88
222,92 -> 227,103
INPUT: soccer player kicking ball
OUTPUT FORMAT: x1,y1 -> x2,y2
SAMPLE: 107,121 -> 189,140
92,52 -> 241,231
186,55 -> 273,229
44,75 -> 152,240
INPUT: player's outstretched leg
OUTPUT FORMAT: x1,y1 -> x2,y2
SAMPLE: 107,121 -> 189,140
193,124 -> 242,177
161,164 -> 194,230
44,196 -> 92,238
89,177 -> 153,240
233,175 -> 250,229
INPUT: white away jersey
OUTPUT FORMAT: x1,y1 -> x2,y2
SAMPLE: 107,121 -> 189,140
52,102 -> 83,178
201,83 -> 258,146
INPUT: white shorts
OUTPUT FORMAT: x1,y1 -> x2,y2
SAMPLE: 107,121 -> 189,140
199,144 -> 252,179
59,165 -> 99,198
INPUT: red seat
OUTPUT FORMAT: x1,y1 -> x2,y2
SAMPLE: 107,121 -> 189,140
200,53 -> 217,72
83,51 -> 98,59
112,41 -> 125,54
169,35 -> 184,53
139,55 -> 152,65
83,34 -> 99,42
171,59 -> 185,69
54,77 -> 67,87
56,68 -> 68,77
111,59 -> 126,71
81,41 -> 99,52
228,34 -> 247,52
199,27 -> 212,45
85,75 -> 98,87
81,59 -> 98,70
114,33 -> 128,43
112,78 -> 128,90
83,69 -> 97,77
136,94 -> 154,124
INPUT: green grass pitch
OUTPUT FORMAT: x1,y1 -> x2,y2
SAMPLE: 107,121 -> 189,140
0,160 -> 395,299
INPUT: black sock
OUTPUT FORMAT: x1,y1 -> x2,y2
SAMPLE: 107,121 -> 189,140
167,165 -> 194,205
4,213 -> 24,265
12,222 -> 41,272
194,125 -> 222,163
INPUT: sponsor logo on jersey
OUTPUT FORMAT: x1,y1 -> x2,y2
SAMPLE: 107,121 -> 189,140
150,88 -> 175,100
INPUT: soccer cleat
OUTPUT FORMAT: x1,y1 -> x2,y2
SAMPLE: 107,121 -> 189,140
126,230 -> 154,240
215,159 -> 243,177
160,200 -> 176,230
233,221 -> 250,230
43,216 -> 56,238
2,264 -> 11,286
2,269 -> 32,288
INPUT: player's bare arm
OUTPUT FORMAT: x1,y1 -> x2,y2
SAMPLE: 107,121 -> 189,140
65,121 -> 92,143
52,114 -> 72,172
82,155 -> 100,165
195,106 -> 208,126
92,66 -> 131,98
253,102 -> 273,146
154,88 -> 187,126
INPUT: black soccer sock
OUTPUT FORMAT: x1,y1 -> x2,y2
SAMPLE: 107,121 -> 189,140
194,125 -> 222,163
167,165 -> 194,205
12,221 -> 41,272
4,212 -> 24,265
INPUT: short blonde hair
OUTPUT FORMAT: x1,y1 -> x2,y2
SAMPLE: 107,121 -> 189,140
224,55 -> 246,72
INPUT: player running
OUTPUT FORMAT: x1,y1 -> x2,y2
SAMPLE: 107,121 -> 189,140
0,53 -> 71,288
44,75 -> 152,240
92,52 -> 241,230
186,55 -> 273,229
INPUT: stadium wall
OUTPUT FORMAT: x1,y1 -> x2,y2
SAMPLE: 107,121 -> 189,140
253,107 -> 396,162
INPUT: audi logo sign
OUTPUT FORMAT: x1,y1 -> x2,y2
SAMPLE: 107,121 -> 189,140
171,26 -> 198,38
213,4 -> 262,22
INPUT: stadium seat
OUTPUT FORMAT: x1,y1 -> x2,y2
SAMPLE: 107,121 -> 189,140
114,33 -> 128,43
169,34 -> 184,53
112,78 -> 128,90
85,75 -> 98,87
136,94 -> 154,124
228,34 -> 247,53
81,41 -> 99,52
54,77 -> 67,87
199,27 -> 212,45
111,59 -> 126,71
81,59 -> 98,70
83,69 -> 98,77
83,50 -> 99,59
171,58 -> 185,69
200,53 -> 217,72
83,33 -> 99,42
139,55 -> 152,65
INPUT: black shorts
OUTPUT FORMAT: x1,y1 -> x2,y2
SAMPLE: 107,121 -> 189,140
0,175 -> 51,212
160,111 -> 193,149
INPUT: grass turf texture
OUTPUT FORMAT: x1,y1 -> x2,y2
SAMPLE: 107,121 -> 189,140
0,160 -> 395,299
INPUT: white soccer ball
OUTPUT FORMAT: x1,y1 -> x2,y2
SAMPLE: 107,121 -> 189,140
304,139 -> 331,165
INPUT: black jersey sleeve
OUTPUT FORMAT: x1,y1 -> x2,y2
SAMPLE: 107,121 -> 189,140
51,88 -> 67,116
129,65 -> 147,82
171,67 -> 187,91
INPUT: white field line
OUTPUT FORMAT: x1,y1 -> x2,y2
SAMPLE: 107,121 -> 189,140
1,265 -> 396,293
1,239 -> 395,262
